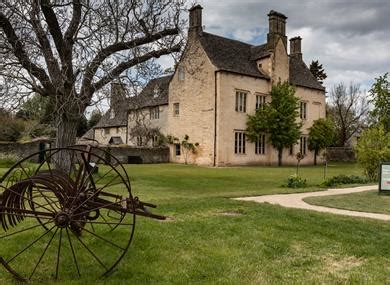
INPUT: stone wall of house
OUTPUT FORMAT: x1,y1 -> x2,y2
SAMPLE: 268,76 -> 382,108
215,67 -> 325,166
94,126 -> 127,145
326,147 -> 356,162
0,139 -> 53,163
167,35 -> 217,165
127,105 -> 169,147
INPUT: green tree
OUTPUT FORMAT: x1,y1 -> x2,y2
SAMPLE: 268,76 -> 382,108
369,73 -> 390,132
308,118 -> 334,165
0,109 -> 25,142
355,125 -> 390,180
88,110 -> 102,129
309,60 -> 327,84
247,82 -> 301,166
16,94 -> 52,122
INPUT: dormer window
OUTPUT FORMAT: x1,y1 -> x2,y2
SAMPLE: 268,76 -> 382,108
109,109 -> 115,119
178,66 -> 185,81
153,86 -> 159,98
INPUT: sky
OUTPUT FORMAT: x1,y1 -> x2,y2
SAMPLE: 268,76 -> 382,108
159,0 -> 390,94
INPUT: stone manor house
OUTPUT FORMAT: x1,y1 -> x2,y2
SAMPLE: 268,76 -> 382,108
90,5 -> 326,166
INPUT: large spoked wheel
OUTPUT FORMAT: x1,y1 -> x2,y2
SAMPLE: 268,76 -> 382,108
0,146 -> 136,281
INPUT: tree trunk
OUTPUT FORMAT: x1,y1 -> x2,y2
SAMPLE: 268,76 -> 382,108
314,149 -> 318,166
277,148 -> 283,166
54,117 -> 78,171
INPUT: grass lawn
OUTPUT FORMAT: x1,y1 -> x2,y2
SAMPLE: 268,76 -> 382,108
305,190 -> 390,215
1,162 -> 390,284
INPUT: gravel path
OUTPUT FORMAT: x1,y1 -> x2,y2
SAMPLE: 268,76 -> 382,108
234,185 -> 390,221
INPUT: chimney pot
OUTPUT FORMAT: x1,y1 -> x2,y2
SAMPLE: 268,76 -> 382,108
267,10 -> 287,49
188,4 -> 203,36
289,36 -> 302,59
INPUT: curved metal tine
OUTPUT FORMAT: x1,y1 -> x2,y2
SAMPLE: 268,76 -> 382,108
67,152 -> 95,210
33,184 -> 59,213
74,199 -> 125,217
55,228 -> 63,279
80,226 -> 126,251
71,230 -> 108,271
2,185 -> 56,214
0,219 -> 54,239
70,173 -> 123,214
0,212 -> 54,221
65,227 -> 81,277
29,227 -> 59,280
7,224 -> 56,264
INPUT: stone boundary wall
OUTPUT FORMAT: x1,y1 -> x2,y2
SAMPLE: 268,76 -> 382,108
96,146 -> 169,164
0,141 -> 169,165
0,139 -> 53,163
326,147 -> 356,162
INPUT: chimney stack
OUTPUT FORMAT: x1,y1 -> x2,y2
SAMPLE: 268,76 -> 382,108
110,81 -> 126,112
267,10 -> 287,49
289,36 -> 302,59
188,5 -> 203,37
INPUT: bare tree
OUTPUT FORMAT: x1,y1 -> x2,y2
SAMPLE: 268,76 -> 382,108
327,82 -> 369,146
0,0 -> 185,169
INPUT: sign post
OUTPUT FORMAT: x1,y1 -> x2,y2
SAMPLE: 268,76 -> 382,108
379,162 -> 390,194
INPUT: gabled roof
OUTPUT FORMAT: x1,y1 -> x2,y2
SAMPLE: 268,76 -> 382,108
250,44 -> 271,60
199,32 -> 270,79
93,75 -> 172,129
289,56 -> 325,91
94,102 -> 129,128
197,31 -> 324,91
129,75 -> 172,109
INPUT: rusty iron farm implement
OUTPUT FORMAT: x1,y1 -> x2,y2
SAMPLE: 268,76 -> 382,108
0,145 -> 164,282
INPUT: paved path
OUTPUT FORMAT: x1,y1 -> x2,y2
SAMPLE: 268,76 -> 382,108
235,185 -> 390,221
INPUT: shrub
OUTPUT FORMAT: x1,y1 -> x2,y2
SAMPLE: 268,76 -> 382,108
286,174 -> 307,188
322,175 -> 369,187
0,153 -> 22,168
355,125 -> 390,180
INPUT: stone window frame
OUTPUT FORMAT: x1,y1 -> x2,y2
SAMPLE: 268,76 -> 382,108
150,106 -> 160,120
173,103 -> 180,116
300,136 -> 307,155
104,128 -> 110,135
234,131 -> 246,154
178,66 -> 185,81
175,143 -> 181,156
255,133 -> 266,155
300,101 -> 308,120
255,93 -> 267,110
235,90 -> 248,113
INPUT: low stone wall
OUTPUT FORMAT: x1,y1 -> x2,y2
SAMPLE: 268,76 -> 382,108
97,146 -> 169,164
0,141 -> 169,164
0,139 -> 53,163
326,147 -> 356,162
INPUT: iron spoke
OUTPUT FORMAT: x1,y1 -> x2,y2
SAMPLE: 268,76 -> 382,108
0,219 -> 54,239
55,228 -> 63,279
80,227 -> 126,251
7,224 -> 56,263
29,227 -> 59,280
71,230 -> 108,270
66,227 -> 81,277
